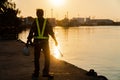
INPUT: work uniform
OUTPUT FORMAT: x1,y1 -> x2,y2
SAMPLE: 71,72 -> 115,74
27,17 -> 54,77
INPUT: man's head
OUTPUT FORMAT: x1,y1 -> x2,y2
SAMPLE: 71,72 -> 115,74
36,9 -> 44,18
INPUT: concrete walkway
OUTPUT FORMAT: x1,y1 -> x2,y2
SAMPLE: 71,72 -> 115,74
0,40 -> 98,80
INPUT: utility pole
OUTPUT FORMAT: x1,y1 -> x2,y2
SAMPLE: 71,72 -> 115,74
51,8 -> 53,18
66,11 -> 68,18
44,9 -> 46,18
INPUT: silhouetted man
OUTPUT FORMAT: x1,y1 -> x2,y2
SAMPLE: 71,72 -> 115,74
26,9 -> 58,80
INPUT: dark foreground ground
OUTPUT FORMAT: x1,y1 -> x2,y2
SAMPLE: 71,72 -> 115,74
0,40 -> 100,80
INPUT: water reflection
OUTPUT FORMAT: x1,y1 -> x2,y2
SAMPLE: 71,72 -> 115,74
18,29 -> 30,43
19,26 -> 120,80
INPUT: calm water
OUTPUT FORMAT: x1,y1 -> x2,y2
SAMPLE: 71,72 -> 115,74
19,26 -> 120,80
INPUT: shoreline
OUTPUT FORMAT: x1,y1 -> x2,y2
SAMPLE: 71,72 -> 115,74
0,40 -> 100,80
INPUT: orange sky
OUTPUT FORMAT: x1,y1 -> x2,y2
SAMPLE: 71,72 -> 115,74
13,0 -> 120,21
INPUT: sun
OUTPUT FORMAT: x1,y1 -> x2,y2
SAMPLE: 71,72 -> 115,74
49,0 -> 65,7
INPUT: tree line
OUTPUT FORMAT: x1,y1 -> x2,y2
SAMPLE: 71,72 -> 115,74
0,0 -> 22,40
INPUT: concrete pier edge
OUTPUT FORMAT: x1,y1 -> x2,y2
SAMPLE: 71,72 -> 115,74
0,40 -> 106,80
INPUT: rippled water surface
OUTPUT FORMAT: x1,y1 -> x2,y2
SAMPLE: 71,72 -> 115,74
19,26 -> 120,80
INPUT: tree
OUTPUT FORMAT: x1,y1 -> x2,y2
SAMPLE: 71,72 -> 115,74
0,0 -> 21,26
0,0 -> 21,40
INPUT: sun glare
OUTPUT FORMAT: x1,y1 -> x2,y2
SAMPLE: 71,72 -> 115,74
50,0 -> 65,7
53,46 -> 63,59
54,47 -> 60,59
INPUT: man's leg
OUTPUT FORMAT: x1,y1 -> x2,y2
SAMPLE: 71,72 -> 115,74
42,43 -> 54,79
43,42 -> 50,75
33,43 -> 41,77
43,43 -> 50,75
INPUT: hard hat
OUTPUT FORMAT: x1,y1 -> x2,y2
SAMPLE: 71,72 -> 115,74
23,47 -> 30,56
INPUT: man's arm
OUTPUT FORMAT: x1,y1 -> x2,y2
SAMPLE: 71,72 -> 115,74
51,34 -> 58,46
26,20 -> 36,46
47,20 -> 58,46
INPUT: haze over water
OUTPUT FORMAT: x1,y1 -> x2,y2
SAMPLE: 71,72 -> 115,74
19,26 -> 120,80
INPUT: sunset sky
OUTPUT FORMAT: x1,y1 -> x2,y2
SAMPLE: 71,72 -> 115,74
13,0 -> 120,21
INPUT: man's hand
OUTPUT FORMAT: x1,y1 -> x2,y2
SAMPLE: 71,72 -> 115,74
51,34 -> 58,46
26,40 -> 33,47
55,40 -> 58,46
25,43 -> 29,48
26,41 -> 30,48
